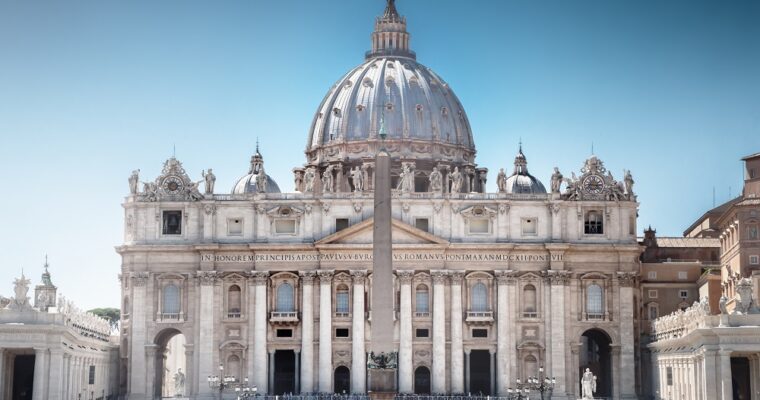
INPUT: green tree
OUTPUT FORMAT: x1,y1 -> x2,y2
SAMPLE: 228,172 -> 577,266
88,307 -> 120,329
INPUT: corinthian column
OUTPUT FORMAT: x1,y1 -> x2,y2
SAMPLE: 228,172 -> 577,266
32,348 -> 48,400
251,271 -> 270,393
450,271 -> 465,394
299,271 -> 317,393
351,270 -> 367,393
547,271 -> 570,395
495,270 -> 514,395
197,271 -> 218,398
397,270 -> 415,393
129,272 -> 149,398
318,270 -> 334,392
431,270 -> 448,393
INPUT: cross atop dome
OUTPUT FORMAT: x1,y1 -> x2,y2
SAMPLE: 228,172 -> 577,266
368,0 -> 415,59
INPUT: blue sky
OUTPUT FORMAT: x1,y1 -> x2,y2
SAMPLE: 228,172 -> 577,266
0,0 -> 758,309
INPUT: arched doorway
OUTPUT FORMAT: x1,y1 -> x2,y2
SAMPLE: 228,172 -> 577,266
154,329 -> 187,399
334,366 -> 350,394
414,366 -> 431,394
580,329 -> 612,398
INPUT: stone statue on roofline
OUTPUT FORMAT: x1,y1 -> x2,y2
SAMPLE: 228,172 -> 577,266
550,167 -> 563,194
7,272 -> 33,311
202,168 -> 216,194
304,167 -> 316,193
496,168 -> 507,193
350,166 -> 364,192
429,166 -> 443,193
128,169 -> 140,194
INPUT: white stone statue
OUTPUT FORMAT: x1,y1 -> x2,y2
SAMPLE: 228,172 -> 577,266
173,368 -> 185,396
581,368 -> 597,399
449,166 -> 463,194
429,166 -> 443,193
322,166 -> 334,193
304,167 -> 316,192
128,169 -> 140,194
350,166 -> 364,192
719,295 -> 729,315
8,272 -> 32,310
256,166 -> 268,193
397,163 -> 415,193
550,167 -> 563,194
185,181 -> 204,201
623,169 -> 634,197
496,168 -> 506,192
202,169 -> 216,194
734,278 -> 755,314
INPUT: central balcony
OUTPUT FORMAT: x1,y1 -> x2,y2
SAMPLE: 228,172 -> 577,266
269,311 -> 299,325
466,310 -> 494,325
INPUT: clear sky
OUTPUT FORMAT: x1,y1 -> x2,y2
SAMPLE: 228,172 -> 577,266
1,0 -> 758,310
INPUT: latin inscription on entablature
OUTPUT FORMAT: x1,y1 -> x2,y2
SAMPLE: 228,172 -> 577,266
203,252 -> 562,264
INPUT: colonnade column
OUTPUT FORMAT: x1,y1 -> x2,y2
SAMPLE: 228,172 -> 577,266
47,348 -> 65,400
703,350 -> 718,399
719,350 -> 733,400
351,270 -> 367,393
495,271 -> 513,395
32,348 -> 47,400
197,271 -> 218,398
251,271 -> 270,394
431,270 -> 448,393
299,271 -> 317,393
318,270 -> 334,393
450,271 -> 465,394
397,271 -> 414,393
129,272 -> 149,397
618,272 -> 637,398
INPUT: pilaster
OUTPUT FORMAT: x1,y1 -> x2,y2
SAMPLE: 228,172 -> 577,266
431,270 -> 448,393
397,270 -> 414,393
351,270 -> 367,393
449,270 -> 465,394
299,271 -> 317,393
318,270 -> 334,392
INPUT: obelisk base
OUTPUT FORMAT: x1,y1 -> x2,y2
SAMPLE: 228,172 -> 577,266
368,369 -> 397,396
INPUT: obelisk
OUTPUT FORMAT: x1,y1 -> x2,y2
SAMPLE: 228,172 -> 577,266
368,116 -> 397,396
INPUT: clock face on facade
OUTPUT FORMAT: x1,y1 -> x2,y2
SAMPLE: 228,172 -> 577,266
162,175 -> 184,194
582,174 -> 605,194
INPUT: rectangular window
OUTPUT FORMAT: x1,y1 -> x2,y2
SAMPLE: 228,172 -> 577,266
276,329 -> 293,338
335,328 -> 350,338
415,328 -> 429,338
629,216 -> 636,236
648,271 -> 657,280
274,219 -> 296,235
648,289 -> 658,299
89,365 -> 96,384
336,291 -> 350,315
469,218 -> 489,234
750,168 -> 757,179
648,305 -> 658,320
751,255 -> 759,265
749,226 -> 759,240
584,211 -> 604,234
415,218 -> 430,232
666,367 -> 673,385
522,218 -> 537,236
679,290 -> 689,298
677,271 -> 687,280
162,211 -> 182,235
472,328 -> 488,338
227,218 -> 243,236
335,218 -> 350,232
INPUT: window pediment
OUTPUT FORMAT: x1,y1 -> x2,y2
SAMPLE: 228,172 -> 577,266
460,205 -> 497,219
266,206 -> 304,220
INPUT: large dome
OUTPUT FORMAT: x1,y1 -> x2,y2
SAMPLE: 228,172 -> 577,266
304,0 -> 475,168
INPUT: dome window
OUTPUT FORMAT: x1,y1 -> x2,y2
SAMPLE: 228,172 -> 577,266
409,77 -> 419,86
441,107 -> 448,116
415,104 -> 423,112
333,108 -> 341,117
362,77 -> 374,88
385,75 -> 395,85
403,63 -> 412,70
344,80 -> 353,88
387,62 -> 395,69
386,103 -> 394,111
356,104 -> 365,112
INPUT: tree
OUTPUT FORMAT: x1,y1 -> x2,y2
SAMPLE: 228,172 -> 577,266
88,307 -> 120,329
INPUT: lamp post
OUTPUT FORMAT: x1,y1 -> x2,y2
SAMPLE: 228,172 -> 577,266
207,363 -> 257,399
509,365 -> 556,400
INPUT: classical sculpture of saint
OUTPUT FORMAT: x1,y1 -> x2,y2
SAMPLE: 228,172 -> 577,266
173,368 -> 185,396
185,181 -> 204,201
719,295 -> 728,314
350,166 -> 364,192
429,166 -> 443,193
322,165 -> 334,193
304,167 -> 316,193
449,166 -> 463,194
201,169 -> 216,194
128,169 -> 140,194
496,168 -> 506,192
623,169 -> 635,197
294,171 -> 304,192
397,163 -> 415,193
550,167 -> 563,193
8,272 -> 32,311
256,165 -> 268,193
581,368 -> 597,399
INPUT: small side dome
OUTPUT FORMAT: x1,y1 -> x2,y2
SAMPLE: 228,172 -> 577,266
232,146 -> 281,194
504,145 -> 546,194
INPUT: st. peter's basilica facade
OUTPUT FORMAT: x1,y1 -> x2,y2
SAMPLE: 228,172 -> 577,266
118,1 -> 641,399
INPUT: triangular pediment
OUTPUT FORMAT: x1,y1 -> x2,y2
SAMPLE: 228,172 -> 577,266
316,218 -> 449,246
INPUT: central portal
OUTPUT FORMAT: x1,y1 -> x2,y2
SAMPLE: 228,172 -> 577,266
273,350 -> 296,395
469,350 -> 492,395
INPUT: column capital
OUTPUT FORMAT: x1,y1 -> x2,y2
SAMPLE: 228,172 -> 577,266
431,270 -> 448,284
718,350 -> 733,357
494,270 -> 518,285
317,270 -> 334,283
197,270 -> 219,286
299,270 -> 317,285
351,269 -> 368,284
542,270 -> 571,286
131,271 -> 150,287
449,270 -> 465,284
617,272 -> 638,287
249,271 -> 269,285
396,270 -> 415,284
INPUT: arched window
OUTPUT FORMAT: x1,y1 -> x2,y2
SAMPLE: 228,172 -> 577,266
416,284 -> 429,315
585,211 -> 604,234
587,284 -> 604,319
523,284 -> 537,317
276,283 -> 295,312
162,284 -> 180,315
228,285 -> 241,316
648,303 -> 659,320
471,282 -> 488,312
336,284 -> 350,315
227,355 -> 241,381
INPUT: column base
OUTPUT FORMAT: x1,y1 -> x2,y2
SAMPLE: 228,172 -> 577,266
368,369 -> 397,393
368,392 -> 398,400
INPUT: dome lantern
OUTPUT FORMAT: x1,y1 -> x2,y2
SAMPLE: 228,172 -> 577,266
367,0 -> 415,60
